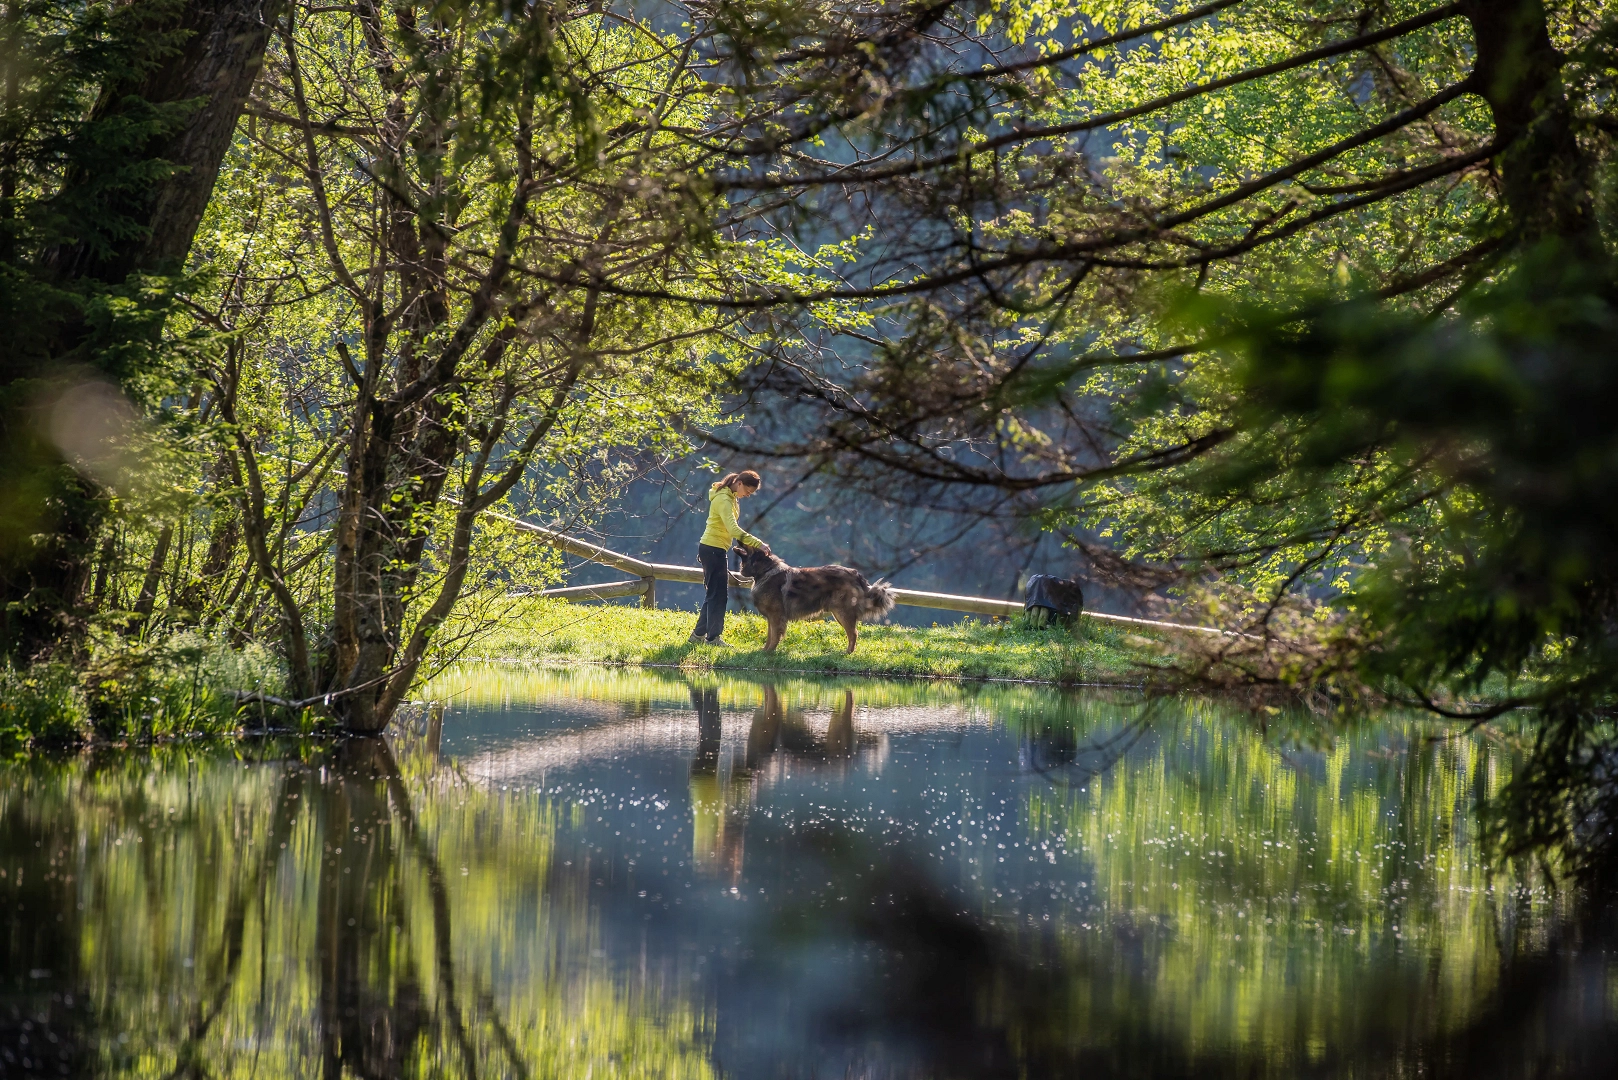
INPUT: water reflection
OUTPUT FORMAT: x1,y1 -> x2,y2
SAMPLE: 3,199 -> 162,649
0,669 -> 1613,1078
0,732 -> 712,1078
690,686 -> 871,884
319,738 -> 441,1079
689,684 -> 744,881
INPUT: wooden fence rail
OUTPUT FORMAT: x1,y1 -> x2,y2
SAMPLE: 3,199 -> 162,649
497,511 -> 1226,638
292,461 -> 1223,637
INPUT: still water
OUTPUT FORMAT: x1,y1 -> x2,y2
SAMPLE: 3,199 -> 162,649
2,667 -> 1614,1078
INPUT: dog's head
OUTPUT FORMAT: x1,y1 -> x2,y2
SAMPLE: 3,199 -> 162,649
734,543 -> 777,577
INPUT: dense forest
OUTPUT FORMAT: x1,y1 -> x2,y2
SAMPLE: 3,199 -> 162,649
1,0 -> 1616,877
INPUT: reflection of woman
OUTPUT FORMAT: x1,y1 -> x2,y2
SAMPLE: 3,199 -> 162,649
826,690 -> 855,759
688,685 -> 746,880
691,685 -> 722,770
689,470 -> 769,647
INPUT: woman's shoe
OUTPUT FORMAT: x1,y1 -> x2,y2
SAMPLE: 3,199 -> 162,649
707,637 -> 735,648
687,632 -> 707,644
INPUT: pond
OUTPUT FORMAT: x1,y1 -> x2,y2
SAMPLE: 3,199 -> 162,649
1,667 -> 1614,1078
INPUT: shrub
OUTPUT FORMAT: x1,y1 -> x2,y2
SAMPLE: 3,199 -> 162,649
0,661 -> 90,748
82,633 -> 288,740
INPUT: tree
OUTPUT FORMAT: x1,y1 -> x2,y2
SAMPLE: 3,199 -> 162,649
679,0 -> 1598,485
168,0 -> 823,731
604,0 -> 1608,635
1155,246 -> 1618,882
18,0 -> 1615,758
0,0 -> 281,658
641,0 -> 1618,873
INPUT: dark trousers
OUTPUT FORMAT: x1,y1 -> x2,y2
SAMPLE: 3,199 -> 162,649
692,543 -> 730,640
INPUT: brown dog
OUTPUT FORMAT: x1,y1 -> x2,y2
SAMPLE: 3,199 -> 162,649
734,545 -> 896,653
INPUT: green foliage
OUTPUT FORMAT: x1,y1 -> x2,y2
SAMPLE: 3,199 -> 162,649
0,632 -> 287,748
1086,248 -> 1618,688
0,0 -> 194,337
733,0 -> 1533,500
1078,245 -> 1618,879
4,0 -> 1610,852
82,631 -> 287,740
0,0 -> 196,655
139,0 -> 845,725
0,660 -> 89,747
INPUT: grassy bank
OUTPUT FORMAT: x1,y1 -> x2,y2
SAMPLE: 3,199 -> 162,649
0,633 -> 293,751
0,600 -> 1160,751
441,597 -> 1163,684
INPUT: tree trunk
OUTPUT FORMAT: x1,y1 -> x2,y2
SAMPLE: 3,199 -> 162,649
314,738 -> 436,1078
89,530 -> 118,608
131,525 -> 174,624
330,411 -> 460,735
0,0 -> 283,661
1461,0 -> 1599,254
43,0 -> 285,289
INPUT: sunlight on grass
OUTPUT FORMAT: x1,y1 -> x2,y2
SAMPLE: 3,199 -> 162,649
436,596 -> 1161,684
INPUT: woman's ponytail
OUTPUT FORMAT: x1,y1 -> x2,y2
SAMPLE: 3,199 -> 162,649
716,469 -> 761,493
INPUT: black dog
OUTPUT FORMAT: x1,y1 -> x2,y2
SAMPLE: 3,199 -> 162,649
734,545 -> 896,653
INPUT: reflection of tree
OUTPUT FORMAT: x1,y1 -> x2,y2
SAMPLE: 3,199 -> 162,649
167,762 -> 307,1079
319,735 -> 544,1080
316,737 -> 433,1080
15,687 -> 1608,1078
0,763 -> 93,1076
743,716 -> 1618,1080
1012,712 -> 1571,1069
1019,702 -> 1159,782
0,738 -> 714,1078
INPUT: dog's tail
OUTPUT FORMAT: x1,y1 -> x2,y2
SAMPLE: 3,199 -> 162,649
857,577 -> 897,621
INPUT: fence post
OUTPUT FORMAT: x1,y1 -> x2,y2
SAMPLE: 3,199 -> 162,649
641,575 -> 656,609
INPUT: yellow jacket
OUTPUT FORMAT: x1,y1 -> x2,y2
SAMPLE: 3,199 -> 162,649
699,483 -> 764,549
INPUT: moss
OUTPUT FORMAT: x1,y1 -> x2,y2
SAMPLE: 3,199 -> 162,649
441,597 -> 1165,684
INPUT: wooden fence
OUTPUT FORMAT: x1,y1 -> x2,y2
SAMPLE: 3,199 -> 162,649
495,511 -> 1224,638
292,460 -> 1221,637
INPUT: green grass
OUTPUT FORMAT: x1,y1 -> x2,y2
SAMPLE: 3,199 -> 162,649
440,596 -> 1165,684
0,631 -> 294,751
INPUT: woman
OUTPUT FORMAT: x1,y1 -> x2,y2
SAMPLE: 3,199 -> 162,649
689,470 -> 769,647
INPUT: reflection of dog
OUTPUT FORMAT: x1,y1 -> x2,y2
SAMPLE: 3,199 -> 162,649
734,545 -> 896,653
